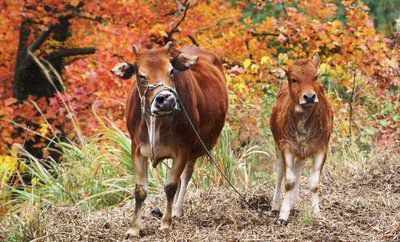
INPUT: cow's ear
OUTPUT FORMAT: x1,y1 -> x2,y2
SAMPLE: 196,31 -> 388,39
270,68 -> 287,79
171,53 -> 199,71
312,53 -> 320,68
111,62 -> 136,79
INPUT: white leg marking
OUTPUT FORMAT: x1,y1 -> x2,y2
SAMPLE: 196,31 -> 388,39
173,160 -> 195,218
279,149 -> 296,221
272,149 -> 284,211
291,158 -> 305,206
309,151 -> 325,214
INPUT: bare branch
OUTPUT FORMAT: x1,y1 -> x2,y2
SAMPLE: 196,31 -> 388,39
247,30 -> 279,37
46,47 -> 96,59
167,1 -> 190,39
27,25 -> 57,52
187,35 -> 199,46
195,18 -> 232,31
27,13 -> 77,53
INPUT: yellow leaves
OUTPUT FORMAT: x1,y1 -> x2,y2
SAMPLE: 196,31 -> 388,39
278,53 -> 288,64
40,123 -> 49,137
320,63 -> 328,74
158,30 -> 168,37
243,59 -> 251,70
250,64 -> 259,72
260,56 -> 273,65
225,74 -> 232,84
331,20 -> 342,29
0,150 -> 18,184
70,0 -> 80,7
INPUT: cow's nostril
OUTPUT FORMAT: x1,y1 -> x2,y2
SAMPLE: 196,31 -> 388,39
156,95 -> 165,104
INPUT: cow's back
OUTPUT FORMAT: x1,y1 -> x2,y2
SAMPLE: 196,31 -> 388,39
182,46 -> 228,159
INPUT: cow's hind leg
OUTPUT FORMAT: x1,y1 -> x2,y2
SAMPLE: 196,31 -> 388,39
160,156 -> 187,229
309,150 -> 327,215
271,149 -> 284,214
125,147 -> 148,239
172,159 -> 195,218
278,149 -> 296,225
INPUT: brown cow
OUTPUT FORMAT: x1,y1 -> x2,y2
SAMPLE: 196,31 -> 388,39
111,42 -> 228,238
269,54 -> 333,225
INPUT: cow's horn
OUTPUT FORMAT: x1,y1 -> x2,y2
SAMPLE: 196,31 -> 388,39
132,44 -> 140,55
165,41 -> 173,51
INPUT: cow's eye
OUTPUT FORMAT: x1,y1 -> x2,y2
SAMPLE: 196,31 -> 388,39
314,75 -> 318,81
291,78 -> 297,83
169,69 -> 174,77
138,74 -> 147,81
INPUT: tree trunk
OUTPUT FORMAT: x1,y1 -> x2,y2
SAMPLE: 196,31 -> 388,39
12,17 -> 95,102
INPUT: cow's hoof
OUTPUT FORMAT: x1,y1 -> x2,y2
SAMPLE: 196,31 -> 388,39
276,218 -> 288,226
123,227 -> 140,240
270,210 -> 280,217
172,208 -> 182,218
151,207 -> 163,218
160,220 -> 172,230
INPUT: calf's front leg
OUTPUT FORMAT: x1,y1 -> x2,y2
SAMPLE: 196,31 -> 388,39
278,149 -> 297,225
309,149 -> 327,214
271,149 -> 284,213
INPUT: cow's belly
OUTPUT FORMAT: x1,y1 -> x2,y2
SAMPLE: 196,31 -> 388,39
139,143 -> 172,160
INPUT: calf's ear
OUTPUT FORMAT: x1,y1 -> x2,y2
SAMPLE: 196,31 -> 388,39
312,53 -> 320,67
111,62 -> 136,79
171,53 -> 199,71
270,68 -> 287,79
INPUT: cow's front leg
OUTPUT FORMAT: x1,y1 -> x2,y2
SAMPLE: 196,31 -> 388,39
309,149 -> 327,215
172,159 -> 195,218
160,157 -> 186,230
278,149 -> 296,225
124,147 -> 148,239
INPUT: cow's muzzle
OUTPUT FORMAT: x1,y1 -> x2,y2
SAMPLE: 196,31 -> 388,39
150,90 -> 179,116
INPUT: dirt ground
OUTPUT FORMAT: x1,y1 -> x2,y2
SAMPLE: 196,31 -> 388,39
2,154 -> 400,241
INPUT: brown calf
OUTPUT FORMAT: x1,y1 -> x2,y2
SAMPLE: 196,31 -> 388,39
111,42 -> 228,238
269,54 -> 333,225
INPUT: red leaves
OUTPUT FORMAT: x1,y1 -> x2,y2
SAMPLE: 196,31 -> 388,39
4,98 -> 17,106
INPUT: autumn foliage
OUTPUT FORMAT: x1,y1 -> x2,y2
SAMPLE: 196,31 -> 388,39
0,0 -> 399,177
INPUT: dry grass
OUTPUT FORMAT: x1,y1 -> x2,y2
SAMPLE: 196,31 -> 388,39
2,149 -> 399,241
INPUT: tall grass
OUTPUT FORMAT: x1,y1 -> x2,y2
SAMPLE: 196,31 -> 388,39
1,115 -> 273,217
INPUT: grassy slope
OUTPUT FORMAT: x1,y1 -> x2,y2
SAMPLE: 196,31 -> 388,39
0,122 -> 399,241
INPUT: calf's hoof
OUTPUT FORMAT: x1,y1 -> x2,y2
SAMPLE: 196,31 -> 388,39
276,218 -> 288,226
123,227 -> 140,240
